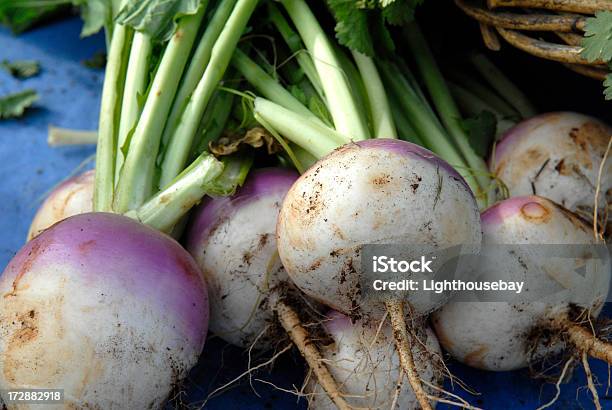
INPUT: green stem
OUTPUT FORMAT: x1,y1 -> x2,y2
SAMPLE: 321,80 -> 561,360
403,24 -> 490,197
48,126 -> 98,146
291,144 -> 317,171
280,0 -> 369,140
190,90 -> 234,160
113,8 -> 206,213
395,58 -> 444,131
158,0 -> 259,189
205,154 -> 254,196
159,0 -> 230,151
449,71 -> 519,120
254,97 -> 345,158
267,2 -> 324,100
469,52 -> 537,119
126,153 -> 224,233
386,92 -> 424,145
352,51 -> 397,139
379,62 -> 485,208
231,48 -> 323,123
94,22 -> 130,212
448,82 -> 518,137
115,31 -> 152,182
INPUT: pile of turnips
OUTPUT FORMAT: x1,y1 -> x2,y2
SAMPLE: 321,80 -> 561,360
2,0 -> 612,408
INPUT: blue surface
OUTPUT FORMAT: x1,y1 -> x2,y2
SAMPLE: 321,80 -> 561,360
1,17 -> 611,410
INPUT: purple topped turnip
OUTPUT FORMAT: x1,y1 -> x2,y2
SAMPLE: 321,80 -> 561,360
277,139 -> 482,409
186,168 -> 298,348
433,196 -> 612,373
1,213 -> 209,409
492,112 -> 611,229
277,139 -> 481,317
27,170 -> 94,240
186,167 -> 351,410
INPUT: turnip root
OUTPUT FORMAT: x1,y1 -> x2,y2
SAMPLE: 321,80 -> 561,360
186,168 -> 351,410
491,112 -> 612,226
277,139 -> 482,409
0,213 -> 209,409
306,311 -> 443,410
433,196 -> 612,372
27,170 -> 94,240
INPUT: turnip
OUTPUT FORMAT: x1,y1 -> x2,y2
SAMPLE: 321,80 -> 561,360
277,139 -> 482,409
0,212 -> 209,409
186,167 -> 351,409
491,112 -> 612,229
186,167 -> 298,348
27,170 -> 94,240
433,196 -> 612,373
306,310 -> 443,410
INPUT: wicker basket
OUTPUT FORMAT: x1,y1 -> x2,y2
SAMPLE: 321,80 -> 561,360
455,0 -> 612,80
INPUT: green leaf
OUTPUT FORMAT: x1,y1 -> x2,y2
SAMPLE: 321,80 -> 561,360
116,0 -> 203,42
0,89 -> 39,119
581,11 -> 612,63
75,0 -> 113,37
381,0 -> 422,26
0,0 -> 68,34
326,0 -> 425,55
0,60 -> 40,78
326,0 -> 374,56
461,110 -> 497,158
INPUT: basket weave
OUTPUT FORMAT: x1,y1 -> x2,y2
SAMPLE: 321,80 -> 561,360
456,0 -> 612,80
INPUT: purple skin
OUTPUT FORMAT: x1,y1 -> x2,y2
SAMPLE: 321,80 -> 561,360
492,113 -> 559,164
4,212 -> 208,345
480,195 -> 545,227
490,112 -> 612,217
186,167 -> 299,252
0,212 -> 209,408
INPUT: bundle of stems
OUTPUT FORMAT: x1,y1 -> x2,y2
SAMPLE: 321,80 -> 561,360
92,0 -> 259,230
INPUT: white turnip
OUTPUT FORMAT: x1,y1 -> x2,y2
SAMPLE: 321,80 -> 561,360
277,139 -> 482,409
1,213 -> 209,409
306,310 -> 443,410
186,167 -> 351,410
277,139 -> 482,319
433,195 -> 611,372
186,168 -> 298,348
491,112 -> 611,223
27,170 -> 94,240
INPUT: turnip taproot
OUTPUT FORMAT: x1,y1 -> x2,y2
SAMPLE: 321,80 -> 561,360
433,196 -> 612,372
27,170 -> 94,240
307,311 -> 443,410
491,112 -> 611,226
277,139 -> 482,409
1,213 -> 208,409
